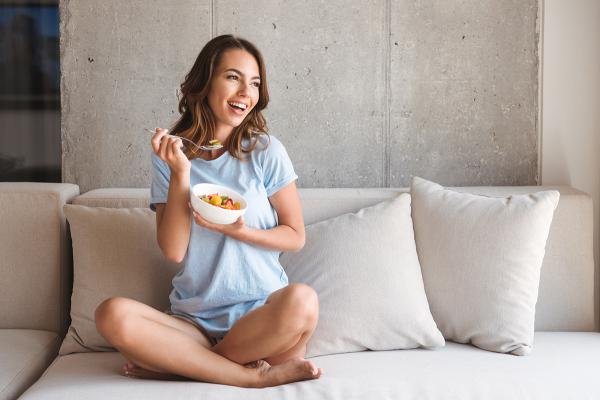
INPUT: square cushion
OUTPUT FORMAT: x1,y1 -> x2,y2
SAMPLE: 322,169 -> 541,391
410,177 -> 560,355
280,193 -> 444,357
0,329 -> 60,400
59,205 -> 179,355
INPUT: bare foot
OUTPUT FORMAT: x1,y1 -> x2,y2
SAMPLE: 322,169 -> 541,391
122,361 -> 189,381
244,360 -> 261,368
253,357 -> 323,388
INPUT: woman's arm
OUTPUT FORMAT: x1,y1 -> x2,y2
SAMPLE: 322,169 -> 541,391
190,181 -> 305,253
155,170 -> 192,263
241,181 -> 305,252
152,128 -> 193,263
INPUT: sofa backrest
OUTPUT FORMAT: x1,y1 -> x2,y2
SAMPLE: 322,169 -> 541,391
0,183 -> 79,336
73,185 -> 596,332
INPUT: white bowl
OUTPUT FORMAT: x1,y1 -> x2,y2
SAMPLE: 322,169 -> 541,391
190,183 -> 247,225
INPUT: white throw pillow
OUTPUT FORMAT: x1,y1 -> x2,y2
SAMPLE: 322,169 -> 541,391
410,177 -> 560,355
60,205 -> 179,355
280,193 -> 445,358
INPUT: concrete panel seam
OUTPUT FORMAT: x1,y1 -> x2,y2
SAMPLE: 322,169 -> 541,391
211,0 -> 215,37
59,0 -> 72,183
537,0 -> 544,185
384,0 -> 391,187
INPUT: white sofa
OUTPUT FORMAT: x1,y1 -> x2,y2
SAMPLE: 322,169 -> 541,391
1,182 -> 599,399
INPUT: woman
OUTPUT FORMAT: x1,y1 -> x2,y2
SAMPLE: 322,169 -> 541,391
95,34 -> 322,388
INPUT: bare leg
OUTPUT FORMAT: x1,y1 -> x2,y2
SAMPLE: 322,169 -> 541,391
120,316 -> 257,381
95,297 -> 319,387
212,284 -> 320,366
120,311 -> 214,380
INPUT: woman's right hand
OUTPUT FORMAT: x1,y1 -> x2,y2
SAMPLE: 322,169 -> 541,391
151,128 -> 191,175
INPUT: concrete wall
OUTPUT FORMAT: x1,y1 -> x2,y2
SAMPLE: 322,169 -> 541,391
541,0 -> 600,327
60,0 -> 539,192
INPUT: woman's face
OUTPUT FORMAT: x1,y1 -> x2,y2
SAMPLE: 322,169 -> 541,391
207,49 -> 260,135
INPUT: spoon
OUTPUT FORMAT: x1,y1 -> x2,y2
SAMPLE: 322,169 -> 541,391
145,128 -> 223,151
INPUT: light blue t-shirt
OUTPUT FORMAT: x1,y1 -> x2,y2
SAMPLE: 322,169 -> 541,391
149,134 -> 298,339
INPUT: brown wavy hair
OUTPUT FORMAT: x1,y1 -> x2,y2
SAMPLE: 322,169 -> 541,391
169,34 -> 270,161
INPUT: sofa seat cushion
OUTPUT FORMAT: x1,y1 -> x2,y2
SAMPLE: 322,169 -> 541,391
0,329 -> 60,400
19,332 -> 600,399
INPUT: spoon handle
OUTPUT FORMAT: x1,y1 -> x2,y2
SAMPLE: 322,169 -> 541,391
145,128 -> 222,151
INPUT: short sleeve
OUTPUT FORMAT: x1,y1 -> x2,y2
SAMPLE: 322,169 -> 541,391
261,136 -> 298,197
149,152 -> 171,212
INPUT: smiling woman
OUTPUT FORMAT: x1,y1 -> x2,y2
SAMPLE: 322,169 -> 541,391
95,35 -> 322,388
169,35 -> 271,161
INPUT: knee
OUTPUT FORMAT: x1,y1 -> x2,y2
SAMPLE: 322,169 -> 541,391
94,297 -> 134,345
277,284 -> 319,333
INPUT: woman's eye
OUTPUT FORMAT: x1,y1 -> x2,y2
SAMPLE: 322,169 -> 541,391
252,82 -> 260,88
227,75 -> 238,80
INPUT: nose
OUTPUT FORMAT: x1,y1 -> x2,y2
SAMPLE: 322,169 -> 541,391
237,87 -> 250,97
237,83 -> 251,97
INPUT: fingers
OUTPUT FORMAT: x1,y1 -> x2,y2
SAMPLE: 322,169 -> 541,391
158,136 -> 169,160
158,134 -> 183,163
188,202 -> 199,217
167,137 -> 184,159
152,127 -> 174,162
191,208 -> 208,227
189,205 -> 217,230
151,128 -> 169,154
151,127 -> 187,165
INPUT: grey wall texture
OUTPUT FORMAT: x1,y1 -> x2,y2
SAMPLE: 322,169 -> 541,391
60,0 -> 539,192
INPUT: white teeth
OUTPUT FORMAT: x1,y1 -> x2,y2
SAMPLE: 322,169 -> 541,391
228,102 -> 247,110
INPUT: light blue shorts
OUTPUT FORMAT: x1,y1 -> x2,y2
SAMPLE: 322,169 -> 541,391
164,297 -> 268,346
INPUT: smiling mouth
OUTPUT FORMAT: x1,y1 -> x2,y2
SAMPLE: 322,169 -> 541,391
227,102 -> 247,115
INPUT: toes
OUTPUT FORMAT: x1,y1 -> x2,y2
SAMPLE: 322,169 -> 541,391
304,361 -> 323,379
123,369 -> 137,379
122,363 -> 143,379
122,361 -> 136,372
304,360 -> 318,376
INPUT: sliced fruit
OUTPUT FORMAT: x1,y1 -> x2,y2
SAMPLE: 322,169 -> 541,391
209,195 -> 222,206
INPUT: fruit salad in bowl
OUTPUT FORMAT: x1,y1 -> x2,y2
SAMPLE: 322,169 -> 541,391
190,183 -> 247,224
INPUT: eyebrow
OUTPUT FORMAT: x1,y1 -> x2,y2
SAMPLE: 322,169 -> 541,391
224,68 -> 260,81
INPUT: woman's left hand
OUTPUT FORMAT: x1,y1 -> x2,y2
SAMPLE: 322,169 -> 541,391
189,202 -> 249,241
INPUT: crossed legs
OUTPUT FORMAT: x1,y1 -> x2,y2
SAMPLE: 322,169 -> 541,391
95,283 -> 321,388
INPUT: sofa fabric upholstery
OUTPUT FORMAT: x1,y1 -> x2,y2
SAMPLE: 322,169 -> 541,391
0,183 -> 79,400
2,184 -> 597,399
0,183 -> 79,335
19,332 -> 600,400
411,177 -> 560,355
280,193 -> 444,357
0,330 -> 60,400
73,186 -> 597,332
59,205 -> 179,355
